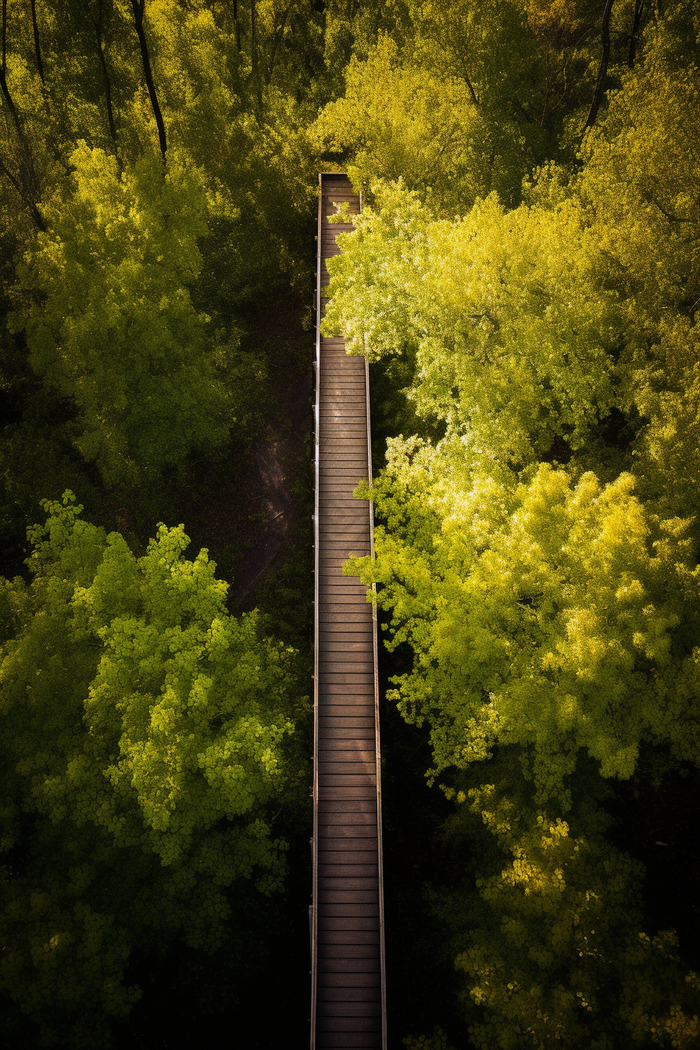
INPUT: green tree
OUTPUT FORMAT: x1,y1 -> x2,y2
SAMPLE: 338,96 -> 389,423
313,36 -> 498,212
351,452 -> 700,802
14,145 -> 231,487
0,492 -> 303,1044
437,773 -> 700,1049
323,179 -> 620,467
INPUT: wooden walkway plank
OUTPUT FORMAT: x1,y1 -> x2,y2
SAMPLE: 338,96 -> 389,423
311,174 -> 387,1050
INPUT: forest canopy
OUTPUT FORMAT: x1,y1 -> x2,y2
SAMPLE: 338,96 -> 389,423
1,0 -> 700,1047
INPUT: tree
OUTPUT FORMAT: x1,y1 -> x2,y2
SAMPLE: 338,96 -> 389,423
14,144 -> 231,487
437,771 -> 700,1049
313,36 -> 498,212
0,492 -> 302,1044
350,452 -> 700,803
322,23 -> 700,803
323,179 -> 620,469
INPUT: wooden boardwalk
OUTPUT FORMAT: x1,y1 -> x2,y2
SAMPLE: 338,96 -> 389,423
310,174 -> 387,1049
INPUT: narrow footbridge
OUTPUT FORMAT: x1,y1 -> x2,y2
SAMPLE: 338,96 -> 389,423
310,173 -> 387,1049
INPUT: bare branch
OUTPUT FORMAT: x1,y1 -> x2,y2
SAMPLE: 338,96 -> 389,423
130,0 -> 167,160
585,0 -> 615,131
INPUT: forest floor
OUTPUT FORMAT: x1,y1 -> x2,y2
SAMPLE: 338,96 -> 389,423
173,290 -> 315,621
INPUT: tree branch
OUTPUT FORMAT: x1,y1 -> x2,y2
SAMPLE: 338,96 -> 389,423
233,0 -> 241,52
130,0 -> 166,161
95,0 -> 117,144
0,151 -> 46,230
1,0 -> 20,128
585,0 -> 615,130
628,0 -> 646,68
265,0 -> 294,85
1,1 -> 45,228
29,0 -> 44,83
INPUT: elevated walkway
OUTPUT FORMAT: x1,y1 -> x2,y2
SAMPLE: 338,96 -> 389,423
310,173 -> 387,1049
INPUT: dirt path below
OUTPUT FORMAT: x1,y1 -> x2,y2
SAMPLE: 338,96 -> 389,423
175,291 -> 313,613
229,426 -> 304,607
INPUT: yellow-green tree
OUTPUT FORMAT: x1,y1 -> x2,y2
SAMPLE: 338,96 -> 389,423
14,145 -> 230,487
0,493 -> 302,1045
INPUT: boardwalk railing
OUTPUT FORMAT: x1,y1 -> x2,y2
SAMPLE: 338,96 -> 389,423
310,173 -> 387,1049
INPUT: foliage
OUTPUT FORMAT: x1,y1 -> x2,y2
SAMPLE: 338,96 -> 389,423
351,450 -> 700,803
12,146 -> 230,486
437,772 -> 700,1049
0,493 -> 302,1043
323,179 -> 620,466
313,36 -> 497,212
319,8 -> 700,1043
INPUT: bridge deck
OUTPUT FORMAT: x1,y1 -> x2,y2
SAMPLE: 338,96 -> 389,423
310,174 -> 387,1049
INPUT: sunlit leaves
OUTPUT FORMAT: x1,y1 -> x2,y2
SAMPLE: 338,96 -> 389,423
324,180 -> 619,466
0,493 -> 299,1035
313,36 -> 495,212
445,785 -> 700,1049
356,454 -> 700,801
15,145 -> 229,486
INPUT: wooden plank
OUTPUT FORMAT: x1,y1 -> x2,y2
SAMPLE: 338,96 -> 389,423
318,523 -> 370,531
317,565 -> 365,573
317,621 -> 373,631
320,916 -> 380,931
318,424 -> 367,431
317,809 -> 378,821
318,688 -> 375,700
318,683 -> 375,694
317,722 -> 375,736
318,867 -> 378,882
318,818 -> 378,831
316,1000 -> 381,1016
317,944 -> 380,960
318,765 -> 378,780
319,850 -> 378,865
317,753 -> 378,767
317,469 -> 368,477
319,957 -> 381,973
317,989 -> 382,1003
318,658 -> 374,670
318,697 -> 374,711
319,406 -> 367,413
318,796 -> 377,812
317,871 -> 379,887
319,777 -> 377,790
317,1011 -> 381,1028
318,906 -> 380,921
318,627 -> 374,637
319,835 -> 378,848
316,588 -> 369,600
316,638 -> 371,646
317,895 -> 379,911
316,1033 -> 382,1048
316,730 -> 377,747
318,679 -> 373,695
320,786 -> 377,801
317,508 -> 370,517
317,970 -> 379,986
318,748 -> 377,761
317,1024 -> 381,1038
